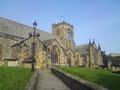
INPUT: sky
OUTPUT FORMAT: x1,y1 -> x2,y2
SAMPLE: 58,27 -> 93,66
0,0 -> 120,54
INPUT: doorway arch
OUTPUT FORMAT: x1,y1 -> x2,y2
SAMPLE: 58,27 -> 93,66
75,53 -> 80,66
67,51 -> 72,67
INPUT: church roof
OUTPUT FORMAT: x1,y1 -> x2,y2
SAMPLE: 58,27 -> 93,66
109,53 -> 120,57
109,58 -> 120,67
43,39 -> 55,46
0,17 -> 55,41
43,38 -> 64,49
11,37 -> 30,47
73,44 -> 89,55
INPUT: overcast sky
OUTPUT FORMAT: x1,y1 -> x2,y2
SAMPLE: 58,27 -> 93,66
0,0 -> 120,54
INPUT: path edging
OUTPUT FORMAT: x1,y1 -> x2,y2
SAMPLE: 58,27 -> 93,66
25,69 -> 39,90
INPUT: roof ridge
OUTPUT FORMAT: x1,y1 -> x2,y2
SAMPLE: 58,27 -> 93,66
0,16 -> 55,41
0,16 -> 54,35
0,16 -> 33,29
75,44 -> 89,47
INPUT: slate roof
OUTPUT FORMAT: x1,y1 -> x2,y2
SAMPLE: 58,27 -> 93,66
43,38 -> 64,49
43,39 -> 55,46
11,37 -> 30,47
109,53 -> 120,57
109,57 -> 120,67
73,44 -> 89,55
0,17 -> 55,41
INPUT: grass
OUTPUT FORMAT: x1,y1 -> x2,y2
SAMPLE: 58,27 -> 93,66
0,66 -> 33,90
60,67 -> 120,90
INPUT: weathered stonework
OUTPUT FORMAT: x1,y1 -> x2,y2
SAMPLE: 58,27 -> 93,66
52,21 -> 75,50
0,17 -> 104,69
0,36 -> 19,61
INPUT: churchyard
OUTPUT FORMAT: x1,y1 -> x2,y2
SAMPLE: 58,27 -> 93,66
0,67 -> 33,90
0,66 -> 120,90
60,67 -> 120,90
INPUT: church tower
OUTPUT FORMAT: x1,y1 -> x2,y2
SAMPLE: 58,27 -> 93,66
52,21 -> 75,50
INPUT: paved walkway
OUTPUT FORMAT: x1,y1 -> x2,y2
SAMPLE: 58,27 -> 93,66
36,70 -> 71,90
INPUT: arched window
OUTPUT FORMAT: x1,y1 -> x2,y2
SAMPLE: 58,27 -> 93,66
56,28 -> 60,36
76,54 -> 80,65
67,52 -> 72,67
83,56 -> 87,66
51,46 -> 59,63
68,32 -> 72,41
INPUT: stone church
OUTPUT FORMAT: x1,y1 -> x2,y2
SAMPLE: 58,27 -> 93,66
0,17 -> 103,69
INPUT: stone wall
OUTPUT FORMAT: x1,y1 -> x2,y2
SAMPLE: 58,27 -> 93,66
0,60 -> 5,66
0,37 -> 17,61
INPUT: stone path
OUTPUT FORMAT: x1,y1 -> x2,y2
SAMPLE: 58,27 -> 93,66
36,70 -> 71,90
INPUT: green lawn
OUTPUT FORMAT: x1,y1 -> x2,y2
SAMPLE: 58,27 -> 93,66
60,67 -> 120,90
0,67 -> 33,90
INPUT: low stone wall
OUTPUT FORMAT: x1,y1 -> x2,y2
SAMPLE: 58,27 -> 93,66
51,68 -> 109,90
0,60 -> 6,66
25,69 -> 39,90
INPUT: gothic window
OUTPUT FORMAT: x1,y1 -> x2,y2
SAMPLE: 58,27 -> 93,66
76,54 -> 79,65
56,28 -> 60,36
67,52 -> 72,67
83,56 -> 87,66
51,46 -> 59,63
68,32 -> 72,41
94,50 -> 98,64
